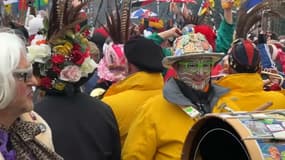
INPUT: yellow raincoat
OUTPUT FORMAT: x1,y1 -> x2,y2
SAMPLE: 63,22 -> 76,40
213,73 -> 285,112
102,71 -> 164,146
122,78 -> 228,160
122,94 -> 194,160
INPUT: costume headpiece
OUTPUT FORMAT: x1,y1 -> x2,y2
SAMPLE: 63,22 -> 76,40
27,0 -> 97,94
97,0 -> 132,82
163,33 -> 224,68
228,39 -> 260,73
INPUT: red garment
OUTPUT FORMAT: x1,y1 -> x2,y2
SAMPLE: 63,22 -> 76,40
211,63 -> 223,76
164,68 -> 177,81
276,50 -> 285,73
194,25 -> 216,51
94,27 -> 109,38
28,34 -> 35,44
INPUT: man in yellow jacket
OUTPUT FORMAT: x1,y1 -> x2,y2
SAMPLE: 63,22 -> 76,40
102,37 -> 165,146
213,38 -> 285,112
122,33 -> 228,160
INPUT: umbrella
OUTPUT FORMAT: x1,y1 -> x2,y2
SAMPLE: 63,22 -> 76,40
131,8 -> 158,19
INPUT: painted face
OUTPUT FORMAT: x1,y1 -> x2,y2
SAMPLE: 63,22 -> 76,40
8,53 -> 38,114
175,57 -> 213,91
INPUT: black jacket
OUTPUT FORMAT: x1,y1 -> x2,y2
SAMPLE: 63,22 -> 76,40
35,92 -> 121,160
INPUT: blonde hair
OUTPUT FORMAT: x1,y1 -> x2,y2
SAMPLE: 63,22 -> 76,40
0,31 -> 26,109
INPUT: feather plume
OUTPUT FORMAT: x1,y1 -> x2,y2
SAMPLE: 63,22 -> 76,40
183,14 -> 206,26
56,0 -> 66,30
47,0 -> 89,42
104,0 -> 131,44
65,1 -> 88,25
47,0 -> 60,40
120,0 -> 131,43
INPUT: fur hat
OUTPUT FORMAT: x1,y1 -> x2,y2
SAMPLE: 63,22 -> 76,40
124,36 -> 164,72
163,33 -> 223,68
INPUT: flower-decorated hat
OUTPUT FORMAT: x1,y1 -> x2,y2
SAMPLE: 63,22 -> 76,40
162,33 -> 224,68
28,0 -> 97,94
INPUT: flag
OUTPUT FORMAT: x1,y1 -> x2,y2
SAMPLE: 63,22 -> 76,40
3,0 -> 18,5
245,0 -> 263,10
18,0 -> 27,11
34,0 -> 49,10
198,0 -> 214,16
5,4 -> 12,14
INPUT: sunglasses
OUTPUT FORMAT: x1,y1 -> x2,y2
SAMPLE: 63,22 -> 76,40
13,66 -> 34,82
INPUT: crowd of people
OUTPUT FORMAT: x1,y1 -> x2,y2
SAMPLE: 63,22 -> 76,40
0,0 -> 284,159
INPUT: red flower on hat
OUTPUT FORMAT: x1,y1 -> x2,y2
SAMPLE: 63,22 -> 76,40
83,29 -> 90,37
71,49 -> 85,65
73,43 -> 81,51
40,77 -> 52,89
52,65 -> 62,75
52,54 -> 65,64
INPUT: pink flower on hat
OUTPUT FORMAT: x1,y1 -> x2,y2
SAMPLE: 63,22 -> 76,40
60,65 -> 82,82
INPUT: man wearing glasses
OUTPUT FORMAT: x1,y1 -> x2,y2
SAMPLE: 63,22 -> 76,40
122,33 -> 228,160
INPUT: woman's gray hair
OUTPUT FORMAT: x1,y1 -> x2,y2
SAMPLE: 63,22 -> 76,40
0,30 -> 26,109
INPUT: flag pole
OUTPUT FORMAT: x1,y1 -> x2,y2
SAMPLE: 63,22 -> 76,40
156,0 -> 159,15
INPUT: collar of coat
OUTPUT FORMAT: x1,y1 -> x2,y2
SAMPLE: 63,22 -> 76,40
163,78 -> 229,111
104,71 -> 164,96
216,73 -> 264,92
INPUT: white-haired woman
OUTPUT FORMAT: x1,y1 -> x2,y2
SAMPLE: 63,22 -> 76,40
0,31 -> 63,160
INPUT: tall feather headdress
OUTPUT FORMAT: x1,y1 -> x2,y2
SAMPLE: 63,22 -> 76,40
104,0 -> 132,44
47,0 -> 89,42
96,0 -> 133,82
28,0 -> 98,94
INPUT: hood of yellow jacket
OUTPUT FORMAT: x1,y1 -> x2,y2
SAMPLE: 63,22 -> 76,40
104,71 -> 164,96
216,73 -> 264,92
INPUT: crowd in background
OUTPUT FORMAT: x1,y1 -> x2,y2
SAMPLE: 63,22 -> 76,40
0,0 -> 285,159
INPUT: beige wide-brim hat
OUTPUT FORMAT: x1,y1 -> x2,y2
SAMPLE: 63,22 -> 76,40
162,51 -> 225,68
162,33 -> 225,68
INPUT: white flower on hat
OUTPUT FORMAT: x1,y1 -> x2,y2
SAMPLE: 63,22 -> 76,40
80,57 -> 98,77
27,44 -> 51,63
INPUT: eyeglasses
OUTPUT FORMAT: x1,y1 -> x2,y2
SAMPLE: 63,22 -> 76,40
178,59 -> 214,69
177,59 -> 214,74
13,66 -> 34,82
